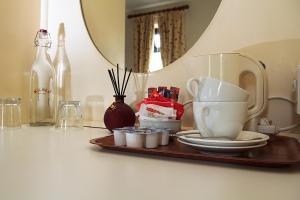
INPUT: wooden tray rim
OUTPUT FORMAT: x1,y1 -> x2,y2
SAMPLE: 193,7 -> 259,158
90,135 -> 300,168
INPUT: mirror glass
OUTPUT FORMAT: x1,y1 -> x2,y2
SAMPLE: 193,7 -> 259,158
81,0 -> 221,73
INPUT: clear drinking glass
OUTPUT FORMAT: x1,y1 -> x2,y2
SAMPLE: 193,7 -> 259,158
1,98 -> 22,129
56,101 -> 82,129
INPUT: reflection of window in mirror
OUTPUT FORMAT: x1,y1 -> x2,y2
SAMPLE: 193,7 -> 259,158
149,23 -> 163,72
82,0 -> 222,73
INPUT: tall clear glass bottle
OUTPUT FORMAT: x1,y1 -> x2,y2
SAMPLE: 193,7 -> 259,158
53,23 -> 71,103
29,30 -> 56,126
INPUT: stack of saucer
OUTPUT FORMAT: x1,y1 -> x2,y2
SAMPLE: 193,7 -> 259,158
177,130 -> 269,153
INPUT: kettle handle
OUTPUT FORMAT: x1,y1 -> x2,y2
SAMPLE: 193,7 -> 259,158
240,55 -> 267,122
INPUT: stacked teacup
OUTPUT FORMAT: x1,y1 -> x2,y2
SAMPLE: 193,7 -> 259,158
186,77 -> 249,140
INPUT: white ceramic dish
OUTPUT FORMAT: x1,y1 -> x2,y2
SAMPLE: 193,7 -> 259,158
177,130 -> 269,147
177,138 -> 267,153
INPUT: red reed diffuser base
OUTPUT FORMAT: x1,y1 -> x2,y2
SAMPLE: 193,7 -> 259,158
104,95 -> 135,132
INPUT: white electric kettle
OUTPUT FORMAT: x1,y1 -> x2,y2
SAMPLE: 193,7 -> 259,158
188,53 -> 268,131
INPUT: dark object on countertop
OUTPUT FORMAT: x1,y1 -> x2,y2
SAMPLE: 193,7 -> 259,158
104,95 -> 135,132
104,66 -> 135,132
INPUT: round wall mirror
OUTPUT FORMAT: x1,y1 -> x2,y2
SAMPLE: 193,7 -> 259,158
81,0 -> 221,73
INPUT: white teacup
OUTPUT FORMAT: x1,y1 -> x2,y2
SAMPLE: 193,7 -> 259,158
193,101 -> 248,139
187,77 -> 249,102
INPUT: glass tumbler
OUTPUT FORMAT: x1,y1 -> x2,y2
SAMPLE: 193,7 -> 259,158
1,97 -> 22,129
56,101 -> 82,129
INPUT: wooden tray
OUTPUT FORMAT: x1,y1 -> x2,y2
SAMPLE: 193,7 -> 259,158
90,135 -> 300,168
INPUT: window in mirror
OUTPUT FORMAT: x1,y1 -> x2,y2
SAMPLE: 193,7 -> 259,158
149,24 -> 163,72
131,8 -> 186,73
81,0 -> 222,73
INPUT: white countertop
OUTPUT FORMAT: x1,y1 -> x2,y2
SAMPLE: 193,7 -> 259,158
0,126 -> 299,200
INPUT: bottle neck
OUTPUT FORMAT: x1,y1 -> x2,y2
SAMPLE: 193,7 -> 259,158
35,46 -> 52,64
34,30 -> 52,62
114,95 -> 126,103
56,42 -> 67,57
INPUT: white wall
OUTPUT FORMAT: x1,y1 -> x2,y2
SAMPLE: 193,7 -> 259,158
0,0 -> 300,129
0,0 -> 39,122
81,0 -> 125,67
185,0 -> 221,50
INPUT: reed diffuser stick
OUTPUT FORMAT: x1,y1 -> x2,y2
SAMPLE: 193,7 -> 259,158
117,64 -> 120,95
121,67 -> 127,96
111,69 -> 120,95
122,69 -> 132,95
108,70 -> 118,95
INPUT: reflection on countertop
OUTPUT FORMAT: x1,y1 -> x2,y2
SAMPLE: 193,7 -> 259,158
280,131 -> 300,141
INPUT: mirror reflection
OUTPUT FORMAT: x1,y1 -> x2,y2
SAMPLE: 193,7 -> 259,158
81,0 -> 221,73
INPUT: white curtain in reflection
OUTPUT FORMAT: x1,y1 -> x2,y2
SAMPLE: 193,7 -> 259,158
158,10 -> 186,67
133,15 -> 155,73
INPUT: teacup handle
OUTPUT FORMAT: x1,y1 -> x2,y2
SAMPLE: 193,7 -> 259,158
186,78 -> 202,101
198,106 -> 213,137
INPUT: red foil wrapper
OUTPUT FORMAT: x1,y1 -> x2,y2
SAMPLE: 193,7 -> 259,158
136,91 -> 184,120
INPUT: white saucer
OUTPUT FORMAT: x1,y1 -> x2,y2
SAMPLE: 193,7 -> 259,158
177,130 -> 269,147
177,138 -> 267,153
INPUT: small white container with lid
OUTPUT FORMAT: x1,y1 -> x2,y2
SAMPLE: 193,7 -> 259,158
112,128 -> 126,146
158,129 -> 170,145
125,130 -> 145,148
145,129 -> 159,149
